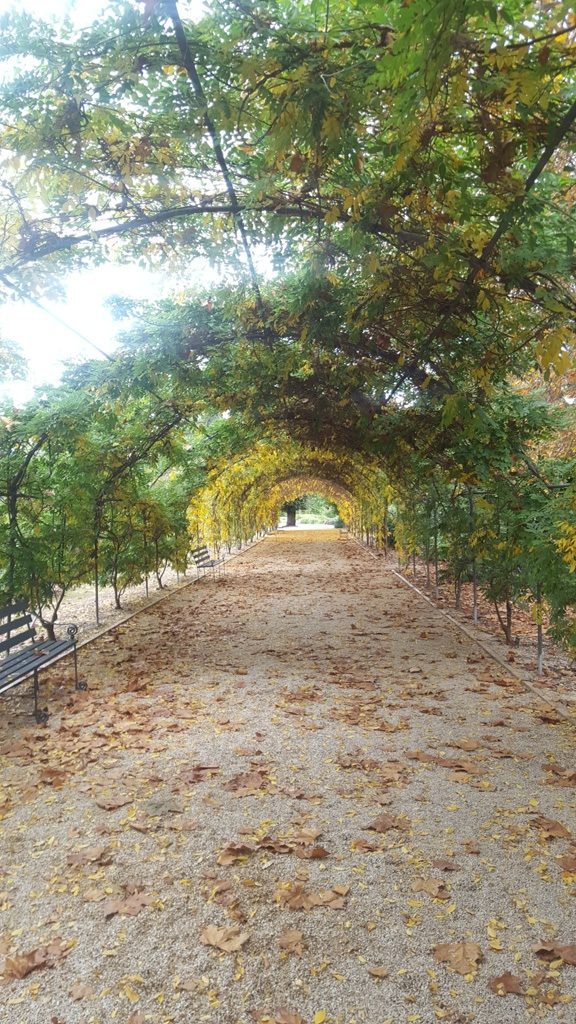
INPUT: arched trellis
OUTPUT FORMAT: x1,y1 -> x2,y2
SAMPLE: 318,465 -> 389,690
261,475 -> 358,527
187,437 -> 391,548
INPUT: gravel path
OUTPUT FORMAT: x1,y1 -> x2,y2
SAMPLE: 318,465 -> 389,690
0,530 -> 574,1024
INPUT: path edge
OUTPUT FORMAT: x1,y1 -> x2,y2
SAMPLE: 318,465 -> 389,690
350,536 -> 574,723
74,535 -> 268,652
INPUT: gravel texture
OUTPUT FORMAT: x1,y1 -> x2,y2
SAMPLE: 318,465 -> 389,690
0,529 -> 574,1024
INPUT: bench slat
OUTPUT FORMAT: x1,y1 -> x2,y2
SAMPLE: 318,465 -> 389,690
0,627 -> 36,655
0,638 -> 75,692
0,613 -> 34,637
0,599 -> 28,618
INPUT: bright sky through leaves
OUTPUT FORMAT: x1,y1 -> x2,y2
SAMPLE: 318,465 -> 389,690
0,0 -> 206,401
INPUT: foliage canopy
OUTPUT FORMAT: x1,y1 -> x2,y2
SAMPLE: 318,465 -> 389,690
0,0 -> 575,645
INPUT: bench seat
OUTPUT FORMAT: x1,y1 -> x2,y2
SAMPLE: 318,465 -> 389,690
0,601 -> 85,722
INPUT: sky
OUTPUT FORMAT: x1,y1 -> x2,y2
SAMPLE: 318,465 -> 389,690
0,0 -> 207,404
0,266 -> 171,404
0,0 -> 110,24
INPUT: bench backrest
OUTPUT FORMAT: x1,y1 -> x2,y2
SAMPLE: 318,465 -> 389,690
0,600 -> 37,657
192,546 -> 212,566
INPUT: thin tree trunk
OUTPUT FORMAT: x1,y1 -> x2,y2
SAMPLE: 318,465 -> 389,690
506,599 -> 513,645
493,599 -> 513,644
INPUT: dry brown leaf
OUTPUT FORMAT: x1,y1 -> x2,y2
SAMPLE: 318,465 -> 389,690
278,928 -> 305,956
224,770 -> 267,796
69,981 -> 95,1001
294,845 -> 329,860
252,1010 -> 305,1024
433,941 -> 483,976
412,877 -> 450,900
200,924 -> 250,952
292,827 -> 323,845
367,965 -> 389,979
257,835 -> 293,854
489,972 -> 524,995
530,815 -> 572,840
556,851 -> 576,872
276,882 -> 349,911
534,942 -> 576,966
431,858 -> 459,871
217,843 -> 254,865
462,840 -> 480,854
82,886 -> 107,902
451,739 -> 481,752
352,838 -> 378,853
2,938 -> 71,980
544,765 -> 576,787
176,764 -> 220,786
103,891 -> 154,918
38,767 -> 68,787
275,1013 -> 305,1024
365,812 -> 411,833
67,846 -> 112,867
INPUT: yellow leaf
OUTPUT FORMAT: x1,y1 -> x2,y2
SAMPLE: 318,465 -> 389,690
314,1012 -> 327,1024
123,983 -> 139,1003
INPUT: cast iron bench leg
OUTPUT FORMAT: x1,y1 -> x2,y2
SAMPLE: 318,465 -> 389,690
33,668 -> 48,724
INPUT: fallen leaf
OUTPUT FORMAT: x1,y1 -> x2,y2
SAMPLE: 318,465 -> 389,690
368,965 -> 389,979
556,852 -> 576,872
462,840 -> 480,854
534,943 -> 576,966
217,843 -> 254,865
276,882 -> 349,910
365,812 -> 411,833
67,846 -> 112,866
433,941 -> 483,976
292,827 -> 323,845
294,845 -> 329,860
252,1010 -> 305,1024
530,815 -> 571,840
412,877 -> 450,900
69,981 -> 95,1000
278,928 -> 305,956
352,838 -> 378,852
489,972 -> 524,995
103,891 -> 154,918
2,939 -> 71,980
431,858 -> 459,871
224,770 -> 268,796
200,925 -> 250,952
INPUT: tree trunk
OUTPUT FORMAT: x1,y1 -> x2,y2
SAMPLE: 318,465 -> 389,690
285,502 -> 297,527
494,598 -> 513,644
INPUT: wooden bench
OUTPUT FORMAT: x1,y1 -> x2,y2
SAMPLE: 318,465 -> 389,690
0,600 -> 86,723
191,546 -> 225,580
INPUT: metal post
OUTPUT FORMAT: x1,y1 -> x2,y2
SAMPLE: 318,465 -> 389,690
433,503 -> 439,600
536,582 -> 544,675
94,536 -> 100,626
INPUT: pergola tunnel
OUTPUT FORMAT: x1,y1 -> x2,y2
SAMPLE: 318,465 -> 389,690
186,439 -> 392,552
